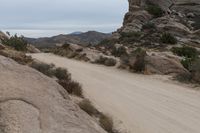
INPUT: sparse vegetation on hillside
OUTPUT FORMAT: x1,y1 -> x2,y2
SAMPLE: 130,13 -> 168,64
119,32 -> 142,44
171,46 -> 198,59
146,4 -> 164,18
30,61 -> 83,97
59,80 -> 83,97
142,22 -> 156,30
2,34 -> 27,51
111,46 -> 128,57
78,99 -> 98,116
95,56 -> 116,67
160,33 -> 177,44
172,46 -> 200,83
120,32 -> 142,38
78,99 -> 115,133
30,62 -> 55,77
171,46 -> 199,70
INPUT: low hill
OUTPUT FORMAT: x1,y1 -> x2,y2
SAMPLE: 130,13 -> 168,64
26,31 -> 111,48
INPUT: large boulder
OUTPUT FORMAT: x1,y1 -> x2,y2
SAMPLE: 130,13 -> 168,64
0,55 -> 106,133
144,53 -> 189,75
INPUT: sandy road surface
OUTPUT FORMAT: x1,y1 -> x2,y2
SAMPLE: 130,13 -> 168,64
31,53 -> 200,133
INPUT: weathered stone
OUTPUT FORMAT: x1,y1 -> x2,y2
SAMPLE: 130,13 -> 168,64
144,53 -> 189,75
0,55 -> 106,133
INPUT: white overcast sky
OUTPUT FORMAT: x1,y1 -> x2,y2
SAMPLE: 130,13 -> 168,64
0,0 -> 128,37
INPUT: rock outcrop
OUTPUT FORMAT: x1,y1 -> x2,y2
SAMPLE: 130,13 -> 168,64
0,31 -> 7,41
144,53 -> 189,75
0,55 -> 106,133
120,0 -> 200,33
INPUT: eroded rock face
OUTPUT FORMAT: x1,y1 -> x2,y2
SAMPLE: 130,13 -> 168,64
120,0 -> 200,33
0,56 -> 106,133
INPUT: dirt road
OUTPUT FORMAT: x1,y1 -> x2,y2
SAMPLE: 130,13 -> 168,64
31,53 -> 200,133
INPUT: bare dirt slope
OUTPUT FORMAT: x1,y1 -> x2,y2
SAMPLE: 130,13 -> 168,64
31,53 -> 200,133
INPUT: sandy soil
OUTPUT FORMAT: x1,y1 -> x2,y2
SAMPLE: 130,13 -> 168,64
30,53 -> 200,133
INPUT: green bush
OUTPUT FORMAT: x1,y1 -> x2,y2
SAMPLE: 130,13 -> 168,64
181,58 -> 192,70
99,113 -> 114,133
131,48 -> 147,72
111,46 -> 127,57
160,33 -> 177,44
171,46 -> 198,59
120,32 -> 142,38
78,99 -> 98,116
120,32 -> 142,44
2,34 -> 27,51
146,4 -> 164,18
171,46 -> 199,70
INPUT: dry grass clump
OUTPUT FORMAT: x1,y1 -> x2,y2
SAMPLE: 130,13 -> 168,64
58,80 -> 83,97
78,99 -> 98,116
30,61 -> 83,97
99,113 -> 114,133
78,99 -> 116,133
30,61 -> 55,77
95,56 -> 116,67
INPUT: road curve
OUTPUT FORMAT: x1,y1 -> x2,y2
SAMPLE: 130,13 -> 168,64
31,53 -> 200,133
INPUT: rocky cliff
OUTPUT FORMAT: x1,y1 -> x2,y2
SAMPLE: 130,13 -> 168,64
121,0 -> 200,32
0,55 -> 106,133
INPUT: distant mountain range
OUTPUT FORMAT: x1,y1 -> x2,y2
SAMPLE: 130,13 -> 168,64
25,31 -> 111,48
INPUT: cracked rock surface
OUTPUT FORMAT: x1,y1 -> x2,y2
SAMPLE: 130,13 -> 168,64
0,55 -> 106,133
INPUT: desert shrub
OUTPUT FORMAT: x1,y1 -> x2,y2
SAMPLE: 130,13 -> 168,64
171,46 -> 199,70
95,56 -> 107,64
104,58 -> 117,66
78,99 -> 98,116
95,56 -> 116,67
30,61 -> 55,77
54,67 -> 71,81
181,58 -> 192,70
146,4 -> 164,18
176,72 -> 192,82
98,39 -> 118,47
111,46 -> 127,57
31,61 -> 83,96
190,58 -> 200,83
160,33 -> 177,44
62,43 -> 70,49
120,32 -> 142,38
58,80 -> 83,97
99,113 -> 114,133
120,32 -> 142,44
171,46 -> 198,59
131,48 -> 147,72
2,34 -> 27,51
142,22 -> 156,30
